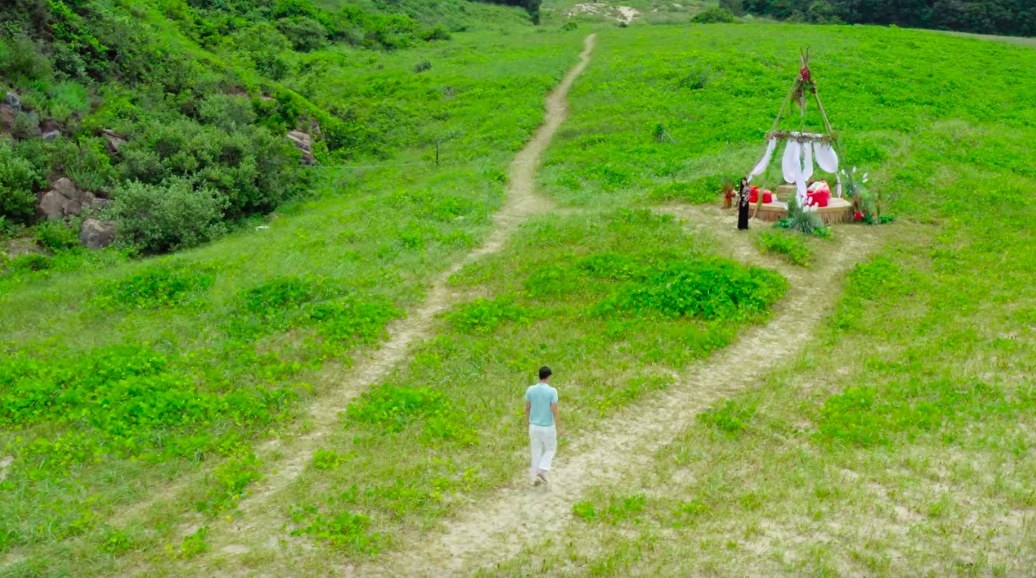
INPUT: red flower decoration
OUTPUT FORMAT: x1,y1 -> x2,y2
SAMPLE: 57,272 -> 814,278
853,211 -> 864,221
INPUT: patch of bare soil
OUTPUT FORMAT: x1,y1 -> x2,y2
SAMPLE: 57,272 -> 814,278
353,205 -> 883,577
118,34 -> 598,571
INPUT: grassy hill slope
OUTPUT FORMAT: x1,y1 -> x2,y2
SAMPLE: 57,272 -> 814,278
2,5 -> 1035,577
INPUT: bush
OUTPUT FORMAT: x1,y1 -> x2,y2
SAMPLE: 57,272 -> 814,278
755,229 -> 813,267
692,8 -> 737,23
33,220 -> 80,252
0,142 -> 43,224
107,177 -> 227,254
198,94 -> 257,130
276,17 -> 328,52
118,118 -> 301,220
777,198 -> 827,236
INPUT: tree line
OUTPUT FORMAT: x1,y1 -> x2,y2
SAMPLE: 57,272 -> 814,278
723,0 -> 1035,37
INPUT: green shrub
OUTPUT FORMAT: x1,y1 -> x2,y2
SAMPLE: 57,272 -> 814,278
776,198 -> 827,236
0,142 -> 43,224
107,177 -> 227,254
276,17 -> 328,52
46,81 -> 91,123
755,229 -> 813,267
119,118 -> 300,220
692,8 -> 737,23
0,34 -> 52,83
6,252 -> 51,272
198,93 -> 257,130
33,220 -> 80,252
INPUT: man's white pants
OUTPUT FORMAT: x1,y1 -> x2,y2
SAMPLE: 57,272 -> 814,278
529,424 -> 557,477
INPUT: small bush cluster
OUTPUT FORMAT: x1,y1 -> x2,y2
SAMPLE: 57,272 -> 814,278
346,384 -> 478,445
692,8 -> 737,23
596,259 -> 788,321
755,229 -> 813,267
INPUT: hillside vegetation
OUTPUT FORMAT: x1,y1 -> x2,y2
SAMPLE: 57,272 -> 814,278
2,1 -> 1036,576
0,0 -> 538,256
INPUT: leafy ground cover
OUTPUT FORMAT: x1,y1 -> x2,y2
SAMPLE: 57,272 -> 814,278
0,20 -> 587,578
470,20 -> 1036,578
3,5 -> 1036,577
276,208 -> 785,558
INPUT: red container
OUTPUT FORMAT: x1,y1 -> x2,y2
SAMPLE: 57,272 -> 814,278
749,189 -> 773,203
806,190 -> 830,207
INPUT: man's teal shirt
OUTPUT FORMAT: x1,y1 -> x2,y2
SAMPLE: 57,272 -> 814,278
525,382 -> 558,426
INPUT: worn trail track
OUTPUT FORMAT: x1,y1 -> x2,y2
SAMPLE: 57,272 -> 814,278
350,205 -> 880,577
112,31 -> 884,577
115,34 -> 600,575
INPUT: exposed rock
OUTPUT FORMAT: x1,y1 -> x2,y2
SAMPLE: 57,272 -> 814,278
79,218 -> 116,249
52,177 -> 77,199
42,130 -> 61,141
102,129 -> 127,152
0,105 -> 15,132
4,92 -> 20,109
287,130 -> 312,150
38,191 -> 68,221
38,178 -> 100,220
287,130 -> 316,165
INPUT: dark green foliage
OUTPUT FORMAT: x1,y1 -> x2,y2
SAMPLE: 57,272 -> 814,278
106,178 -> 227,254
692,8 -> 738,23
32,220 -> 80,252
5,252 -> 52,272
475,0 -> 542,23
95,265 -> 214,309
117,119 -> 301,221
743,0 -> 1035,36
0,142 -> 43,224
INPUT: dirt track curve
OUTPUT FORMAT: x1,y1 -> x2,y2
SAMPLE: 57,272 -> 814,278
128,33 -> 600,571
350,205 -> 880,577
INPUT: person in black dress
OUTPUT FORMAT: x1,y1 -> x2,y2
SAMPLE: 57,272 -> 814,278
737,177 -> 750,230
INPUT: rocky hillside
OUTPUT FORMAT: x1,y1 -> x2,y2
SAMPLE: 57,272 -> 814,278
0,0 -> 537,256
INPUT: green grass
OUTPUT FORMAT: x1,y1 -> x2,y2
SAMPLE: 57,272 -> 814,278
755,229 -> 814,267
0,19 -> 587,577
3,8 -> 1036,577
473,21 -> 1036,578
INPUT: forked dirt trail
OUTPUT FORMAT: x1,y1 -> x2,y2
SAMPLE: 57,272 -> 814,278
173,34 -> 598,562
355,206 -> 882,577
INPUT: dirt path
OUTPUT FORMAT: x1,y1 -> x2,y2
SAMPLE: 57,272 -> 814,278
350,206 -> 882,577
124,33 -> 597,569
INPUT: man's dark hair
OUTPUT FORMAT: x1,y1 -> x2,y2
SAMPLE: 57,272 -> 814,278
539,366 -> 552,380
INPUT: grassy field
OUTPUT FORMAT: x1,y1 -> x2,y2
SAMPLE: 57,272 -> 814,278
3,3 -> 1036,577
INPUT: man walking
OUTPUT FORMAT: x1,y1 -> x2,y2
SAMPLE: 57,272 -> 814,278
525,366 -> 562,486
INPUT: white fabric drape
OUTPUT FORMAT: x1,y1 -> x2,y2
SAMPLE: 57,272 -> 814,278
782,140 -> 799,184
813,141 -> 839,173
748,137 -> 777,182
802,139 -> 814,182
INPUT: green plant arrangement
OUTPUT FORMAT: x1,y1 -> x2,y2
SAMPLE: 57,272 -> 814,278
842,166 -> 896,223
776,197 -> 828,237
